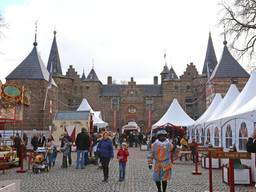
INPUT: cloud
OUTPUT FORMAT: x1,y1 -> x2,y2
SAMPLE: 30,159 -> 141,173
0,0 -> 228,84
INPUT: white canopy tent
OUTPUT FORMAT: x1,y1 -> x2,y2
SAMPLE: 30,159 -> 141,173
77,98 -> 108,129
207,84 -> 240,122
220,72 -> 256,119
152,98 -> 195,129
190,94 -> 222,144
195,93 -> 222,124
200,85 -> 239,147
121,121 -> 140,133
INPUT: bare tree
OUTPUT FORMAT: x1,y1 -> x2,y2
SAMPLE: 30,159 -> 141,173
220,0 -> 256,58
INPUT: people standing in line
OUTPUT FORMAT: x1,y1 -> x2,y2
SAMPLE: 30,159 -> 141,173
13,133 -> 22,166
148,130 -> 174,192
179,136 -> 189,161
117,142 -> 129,182
128,132 -> 133,147
60,138 -> 71,168
190,138 -> 198,163
22,133 -> 28,147
75,128 -> 90,169
31,133 -> 39,151
97,132 -> 114,182
61,132 -> 72,166
38,133 -> 46,147
46,136 -> 54,168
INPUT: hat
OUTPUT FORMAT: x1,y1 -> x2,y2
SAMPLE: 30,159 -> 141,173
156,130 -> 167,136
121,142 -> 127,146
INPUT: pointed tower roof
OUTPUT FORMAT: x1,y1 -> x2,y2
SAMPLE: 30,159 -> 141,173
47,30 -> 62,75
6,44 -> 51,81
202,32 -> 218,76
87,68 -> 100,81
160,65 -> 169,75
210,41 -> 249,80
81,68 -> 86,80
166,66 -> 178,80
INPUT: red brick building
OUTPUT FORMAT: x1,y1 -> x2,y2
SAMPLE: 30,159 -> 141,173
5,32 -> 249,132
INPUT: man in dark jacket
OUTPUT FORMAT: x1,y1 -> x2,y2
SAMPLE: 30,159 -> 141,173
75,128 -> 90,169
246,129 -> 256,153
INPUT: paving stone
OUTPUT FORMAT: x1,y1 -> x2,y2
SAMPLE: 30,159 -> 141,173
0,148 -> 255,192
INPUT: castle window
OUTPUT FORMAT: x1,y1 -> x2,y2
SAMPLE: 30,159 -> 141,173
175,86 -> 178,90
186,85 -> 190,90
128,105 -> 137,114
145,98 -> 153,110
111,97 -> 119,110
239,122 -> 248,151
225,124 -> 232,149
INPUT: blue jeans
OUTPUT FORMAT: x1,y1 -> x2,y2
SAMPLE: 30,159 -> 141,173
76,150 -> 86,169
84,151 -> 88,166
119,162 -> 126,180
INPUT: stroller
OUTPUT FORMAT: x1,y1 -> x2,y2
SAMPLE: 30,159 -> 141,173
32,147 -> 49,174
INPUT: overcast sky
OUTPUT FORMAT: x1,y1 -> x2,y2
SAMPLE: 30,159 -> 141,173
0,0 -> 246,84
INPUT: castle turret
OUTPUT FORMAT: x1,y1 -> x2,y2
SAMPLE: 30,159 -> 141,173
47,30 -> 62,76
202,32 -> 217,78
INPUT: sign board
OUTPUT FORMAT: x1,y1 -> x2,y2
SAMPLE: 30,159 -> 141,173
210,151 -> 251,159
197,147 -> 223,152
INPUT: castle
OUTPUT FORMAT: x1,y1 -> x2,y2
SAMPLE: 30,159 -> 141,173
4,31 -> 250,132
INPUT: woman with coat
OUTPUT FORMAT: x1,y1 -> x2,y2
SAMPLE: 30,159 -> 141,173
97,132 -> 114,182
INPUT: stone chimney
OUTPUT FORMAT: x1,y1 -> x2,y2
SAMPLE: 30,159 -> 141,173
107,76 -> 112,84
154,76 -> 158,85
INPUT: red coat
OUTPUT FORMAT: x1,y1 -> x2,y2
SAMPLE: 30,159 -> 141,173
117,148 -> 129,163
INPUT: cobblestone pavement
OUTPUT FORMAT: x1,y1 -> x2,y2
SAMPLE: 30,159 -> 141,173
0,148 -> 256,192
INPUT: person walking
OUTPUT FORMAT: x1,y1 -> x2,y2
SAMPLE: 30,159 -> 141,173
190,138 -> 198,163
97,132 -> 114,182
61,132 -> 73,166
31,133 -> 39,151
60,138 -> 71,168
75,128 -> 90,169
147,130 -> 174,192
117,142 -> 129,182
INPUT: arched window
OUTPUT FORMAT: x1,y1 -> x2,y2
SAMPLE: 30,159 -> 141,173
196,129 -> 200,143
214,127 -> 220,146
201,128 -> 205,145
225,124 -> 232,148
239,122 -> 248,151
206,129 -> 211,144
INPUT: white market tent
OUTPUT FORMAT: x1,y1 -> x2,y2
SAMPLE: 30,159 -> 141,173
195,93 -> 222,124
121,121 -> 140,133
220,71 -> 256,119
77,98 -> 93,112
199,85 -> 239,147
190,93 -> 222,144
152,98 -> 195,129
77,98 -> 108,129
207,84 -> 240,122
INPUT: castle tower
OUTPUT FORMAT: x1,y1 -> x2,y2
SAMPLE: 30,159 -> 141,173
6,26 -> 58,130
81,68 -> 87,80
206,38 -> 249,105
202,32 -> 218,78
47,30 -> 62,76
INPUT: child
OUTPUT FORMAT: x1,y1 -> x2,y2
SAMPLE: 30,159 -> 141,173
117,142 -> 129,182
52,146 -> 58,166
60,138 -> 70,168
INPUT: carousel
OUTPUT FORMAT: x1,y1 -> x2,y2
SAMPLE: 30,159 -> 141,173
0,82 -> 29,171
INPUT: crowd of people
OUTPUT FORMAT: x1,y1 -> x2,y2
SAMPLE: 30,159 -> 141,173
3,126 -> 256,192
